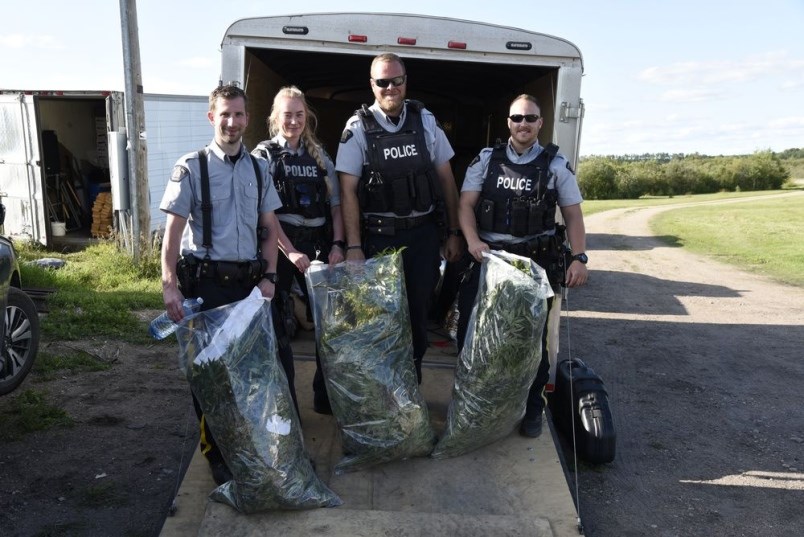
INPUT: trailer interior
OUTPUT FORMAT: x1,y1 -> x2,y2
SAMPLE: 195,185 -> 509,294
34,96 -> 112,238
240,48 -> 561,182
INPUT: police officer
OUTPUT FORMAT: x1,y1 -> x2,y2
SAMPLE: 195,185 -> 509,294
159,84 -> 297,485
336,52 -> 463,383
457,94 -> 589,438
253,86 -> 345,415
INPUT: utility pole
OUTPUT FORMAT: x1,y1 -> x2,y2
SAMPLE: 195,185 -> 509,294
119,0 -> 149,261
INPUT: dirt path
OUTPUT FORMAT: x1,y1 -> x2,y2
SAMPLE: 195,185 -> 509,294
562,192 -> 804,536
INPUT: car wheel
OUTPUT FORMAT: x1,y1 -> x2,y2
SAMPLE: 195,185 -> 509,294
0,287 -> 41,395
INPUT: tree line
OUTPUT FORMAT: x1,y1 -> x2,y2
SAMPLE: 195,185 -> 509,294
577,149 -> 802,200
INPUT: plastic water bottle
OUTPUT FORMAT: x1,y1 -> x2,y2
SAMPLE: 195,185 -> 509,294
149,297 -> 204,340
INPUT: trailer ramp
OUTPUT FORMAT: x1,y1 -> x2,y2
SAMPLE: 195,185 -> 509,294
160,331 -> 579,537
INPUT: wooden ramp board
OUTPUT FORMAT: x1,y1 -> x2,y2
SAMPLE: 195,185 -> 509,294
160,330 -> 579,537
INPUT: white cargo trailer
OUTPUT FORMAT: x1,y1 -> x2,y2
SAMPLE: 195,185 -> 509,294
220,12 -> 584,172
0,90 -> 209,246
220,11 -> 585,380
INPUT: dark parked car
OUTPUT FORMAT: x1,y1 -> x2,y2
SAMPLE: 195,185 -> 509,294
0,202 -> 40,395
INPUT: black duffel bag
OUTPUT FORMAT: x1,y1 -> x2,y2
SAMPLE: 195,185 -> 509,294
549,358 -> 616,464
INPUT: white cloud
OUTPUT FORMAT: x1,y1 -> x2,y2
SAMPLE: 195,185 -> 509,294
780,79 -> 804,91
767,116 -> 804,129
658,89 -> 721,103
0,33 -> 61,50
638,51 -> 804,87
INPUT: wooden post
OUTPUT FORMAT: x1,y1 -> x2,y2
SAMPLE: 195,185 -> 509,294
119,0 -> 150,260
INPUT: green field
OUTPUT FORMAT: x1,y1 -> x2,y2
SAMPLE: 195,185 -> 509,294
583,191 -> 804,287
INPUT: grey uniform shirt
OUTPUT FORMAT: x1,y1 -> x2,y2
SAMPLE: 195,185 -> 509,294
462,140 -> 583,244
252,135 -> 340,228
335,100 -> 455,218
159,140 -> 282,261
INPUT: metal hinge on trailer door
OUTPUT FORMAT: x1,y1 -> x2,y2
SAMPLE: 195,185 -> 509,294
559,100 -> 584,123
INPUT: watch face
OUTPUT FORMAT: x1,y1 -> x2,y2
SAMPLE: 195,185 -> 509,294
574,253 -> 588,264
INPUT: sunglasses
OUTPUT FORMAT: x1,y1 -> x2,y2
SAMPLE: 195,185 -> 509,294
509,114 -> 540,123
373,75 -> 407,88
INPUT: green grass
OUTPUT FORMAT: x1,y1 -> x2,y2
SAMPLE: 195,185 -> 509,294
33,349 -> 113,381
0,389 -> 74,441
650,194 -> 804,287
16,240 -> 163,342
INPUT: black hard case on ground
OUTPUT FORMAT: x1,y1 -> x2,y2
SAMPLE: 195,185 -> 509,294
548,358 -> 616,464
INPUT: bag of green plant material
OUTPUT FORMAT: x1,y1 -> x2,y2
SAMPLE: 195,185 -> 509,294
305,252 -> 436,473
176,288 -> 341,512
431,250 -> 553,459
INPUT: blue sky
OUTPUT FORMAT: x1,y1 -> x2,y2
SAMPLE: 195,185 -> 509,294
2,0 -> 802,156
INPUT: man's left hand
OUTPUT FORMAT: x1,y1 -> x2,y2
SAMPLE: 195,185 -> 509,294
257,279 -> 276,299
564,260 -> 588,288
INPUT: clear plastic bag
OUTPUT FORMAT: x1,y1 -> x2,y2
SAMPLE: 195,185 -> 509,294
305,252 -> 435,473
431,250 -> 554,459
176,288 -> 341,512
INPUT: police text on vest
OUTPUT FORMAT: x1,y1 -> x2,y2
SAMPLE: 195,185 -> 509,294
497,176 -> 533,191
384,145 -> 418,160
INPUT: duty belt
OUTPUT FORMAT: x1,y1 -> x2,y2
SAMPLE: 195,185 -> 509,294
487,234 -> 558,260
364,212 -> 434,236
280,222 -> 326,244
194,258 -> 263,286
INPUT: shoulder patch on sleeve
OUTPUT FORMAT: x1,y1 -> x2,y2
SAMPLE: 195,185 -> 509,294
170,165 -> 189,182
565,161 -> 576,175
340,129 -> 354,144
469,155 -> 481,168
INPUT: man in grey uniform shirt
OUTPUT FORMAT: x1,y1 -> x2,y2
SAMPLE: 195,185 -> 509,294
336,52 -> 463,383
159,84 -> 296,485
458,94 -> 588,438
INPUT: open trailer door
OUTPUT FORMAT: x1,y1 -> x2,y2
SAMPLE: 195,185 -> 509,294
0,93 -> 48,243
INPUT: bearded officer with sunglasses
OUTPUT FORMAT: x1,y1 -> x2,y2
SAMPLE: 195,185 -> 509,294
456,93 -> 588,438
336,52 -> 462,383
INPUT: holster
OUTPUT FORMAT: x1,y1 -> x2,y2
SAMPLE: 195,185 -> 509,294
530,225 -> 569,288
176,256 -> 199,296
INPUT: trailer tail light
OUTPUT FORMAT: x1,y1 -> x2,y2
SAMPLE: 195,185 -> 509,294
447,41 -> 467,49
348,34 -> 368,43
397,37 -> 417,45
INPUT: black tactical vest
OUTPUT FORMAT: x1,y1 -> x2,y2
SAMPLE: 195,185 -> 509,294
476,143 -> 559,237
261,143 -> 328,219
357,100 -> 440,216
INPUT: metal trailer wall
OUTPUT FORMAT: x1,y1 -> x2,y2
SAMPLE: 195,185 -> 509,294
143,94 -> 210,234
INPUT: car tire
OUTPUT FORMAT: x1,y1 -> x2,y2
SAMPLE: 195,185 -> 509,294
0,287 -> 41,395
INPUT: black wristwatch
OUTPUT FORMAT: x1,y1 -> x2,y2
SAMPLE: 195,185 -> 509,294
261,272 -> 278,283
332,240 -> 346,250
448,228 -> 463,237
571,253 -> 589,265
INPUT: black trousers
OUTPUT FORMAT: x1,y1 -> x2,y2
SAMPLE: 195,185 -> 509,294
185,276 -> 297,466
364,220 -> 441,383
456,256 -> 553,418
276,224 -> 331,406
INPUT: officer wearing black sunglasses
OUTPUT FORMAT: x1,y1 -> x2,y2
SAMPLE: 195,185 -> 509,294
456,94 -> 588,438
336,52 -> 463,383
